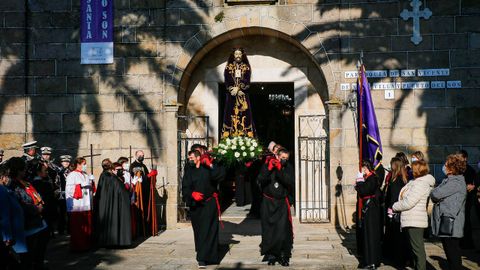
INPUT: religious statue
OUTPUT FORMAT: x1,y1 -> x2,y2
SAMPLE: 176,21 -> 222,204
221,48 -> 256,138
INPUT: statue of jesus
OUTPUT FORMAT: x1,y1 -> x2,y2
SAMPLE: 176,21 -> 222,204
221,48 -> 256,138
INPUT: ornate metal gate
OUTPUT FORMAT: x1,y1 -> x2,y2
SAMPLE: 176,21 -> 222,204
298,115 -> 329,223
177,115 -> 211,222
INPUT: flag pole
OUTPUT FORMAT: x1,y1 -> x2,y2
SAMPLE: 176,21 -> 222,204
358,51 -> 364,171
357,54 -> 364,223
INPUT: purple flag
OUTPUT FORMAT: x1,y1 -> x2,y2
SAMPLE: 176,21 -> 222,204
80,0 -> 114,64
356,65 -> 383,168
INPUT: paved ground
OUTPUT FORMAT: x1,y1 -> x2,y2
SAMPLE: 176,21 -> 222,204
46,204 -> 480,270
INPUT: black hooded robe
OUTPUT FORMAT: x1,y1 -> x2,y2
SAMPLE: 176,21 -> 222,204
256,162 -> 294,260
355,173 -> 382,267
182,164 -> 225,264
94,171 -> 132,247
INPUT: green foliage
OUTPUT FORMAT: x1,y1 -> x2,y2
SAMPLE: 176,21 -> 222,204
214,11 -> 225,23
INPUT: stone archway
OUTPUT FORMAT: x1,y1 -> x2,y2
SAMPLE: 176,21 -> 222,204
174,27 -> 333,221
175,27 -> 332,108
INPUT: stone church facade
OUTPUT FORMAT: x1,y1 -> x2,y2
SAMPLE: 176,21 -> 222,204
1,0 -> 479,229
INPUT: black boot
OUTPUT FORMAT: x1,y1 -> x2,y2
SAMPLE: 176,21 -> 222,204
280,257 -> 290,267
267,255 -> 276,265
197,261 -> 206,269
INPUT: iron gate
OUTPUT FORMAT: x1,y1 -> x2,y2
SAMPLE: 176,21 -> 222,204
298,115 -> 329,223
177,115 -> 212,222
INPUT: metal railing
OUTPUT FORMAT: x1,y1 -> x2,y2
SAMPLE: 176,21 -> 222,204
297,115 -> 329,223
176,115 -> 211,222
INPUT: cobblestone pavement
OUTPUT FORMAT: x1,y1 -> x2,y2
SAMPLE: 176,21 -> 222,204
46,216 -> 480,270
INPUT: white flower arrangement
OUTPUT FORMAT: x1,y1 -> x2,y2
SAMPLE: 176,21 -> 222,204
212,136 -> 264,167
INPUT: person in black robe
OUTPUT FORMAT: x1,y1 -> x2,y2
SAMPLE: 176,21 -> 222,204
457,150 -> 476,249
182,150 -> 225,268
94,159 -> 132,247
383,157 -> 408,267
246,157 -> 263,218
355,160 -> 382,270
56,155 -> 71,234
31,161 -> 58,238
257,148 -> 294,266
129,150 -> 151,237
375,163 -> 386,186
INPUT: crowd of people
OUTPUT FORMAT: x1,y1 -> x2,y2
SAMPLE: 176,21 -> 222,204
181,142 -> 294,268
2,139 -> 479,270
355,150 -> 480,270
0,141 -> 157,270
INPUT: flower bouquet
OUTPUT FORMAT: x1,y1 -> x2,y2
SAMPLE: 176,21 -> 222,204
212,136 -> 263,168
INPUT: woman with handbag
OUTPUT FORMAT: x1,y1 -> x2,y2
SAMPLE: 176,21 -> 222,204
431,154 -> 467,270
392,160 -> 435,270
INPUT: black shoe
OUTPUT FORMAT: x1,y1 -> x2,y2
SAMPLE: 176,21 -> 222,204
265,254 -> 276,265
198,261 -> 206,269
357,264 -> 375,270
280,259 -> 290,267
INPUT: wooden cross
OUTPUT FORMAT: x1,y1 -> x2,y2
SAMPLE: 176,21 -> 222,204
82,144 -> 101,175
129,145 -> 133,165
400,0 -> 432,45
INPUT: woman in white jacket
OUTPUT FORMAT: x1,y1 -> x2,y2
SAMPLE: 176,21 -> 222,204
392,160 -> 435,270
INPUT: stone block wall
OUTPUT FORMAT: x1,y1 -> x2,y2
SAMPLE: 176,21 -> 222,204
1,0 -> 479,228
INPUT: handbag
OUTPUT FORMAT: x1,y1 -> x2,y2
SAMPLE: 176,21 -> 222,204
392,212 -> 401,223
438,202 -> 462,236
438,215 -> 455,236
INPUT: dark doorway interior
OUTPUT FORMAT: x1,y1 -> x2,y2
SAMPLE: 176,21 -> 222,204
218,82 -> 295,152
218,83 -> 295,216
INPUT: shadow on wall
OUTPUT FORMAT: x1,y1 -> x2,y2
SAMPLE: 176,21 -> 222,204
303,2 -> 480,268
333,164 -> 358,258
0,0 -> 214,159
154,176 -> 168,229
297,1 -> 480,180
334,165 -> 349,229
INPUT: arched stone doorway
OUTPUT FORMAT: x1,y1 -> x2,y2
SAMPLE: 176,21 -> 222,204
176,27 -> 331,223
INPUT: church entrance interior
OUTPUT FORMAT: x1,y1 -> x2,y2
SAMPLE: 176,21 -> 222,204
218,82 -> 295,218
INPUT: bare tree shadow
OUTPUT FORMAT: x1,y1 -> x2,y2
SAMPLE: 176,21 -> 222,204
217,219 -> 261,265
216,262 -> 259,270
154,176 -> 168,230
429,255 -> 452,270
0,0 -> 214,158
333,165 -> 358,260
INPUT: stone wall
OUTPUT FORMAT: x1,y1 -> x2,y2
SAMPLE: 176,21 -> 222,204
1,0 -> 479,228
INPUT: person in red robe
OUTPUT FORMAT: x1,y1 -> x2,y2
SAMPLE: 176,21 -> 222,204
65,157 -> 94,252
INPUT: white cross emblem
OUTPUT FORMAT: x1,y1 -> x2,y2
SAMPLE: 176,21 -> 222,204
400,0 -> 432,45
